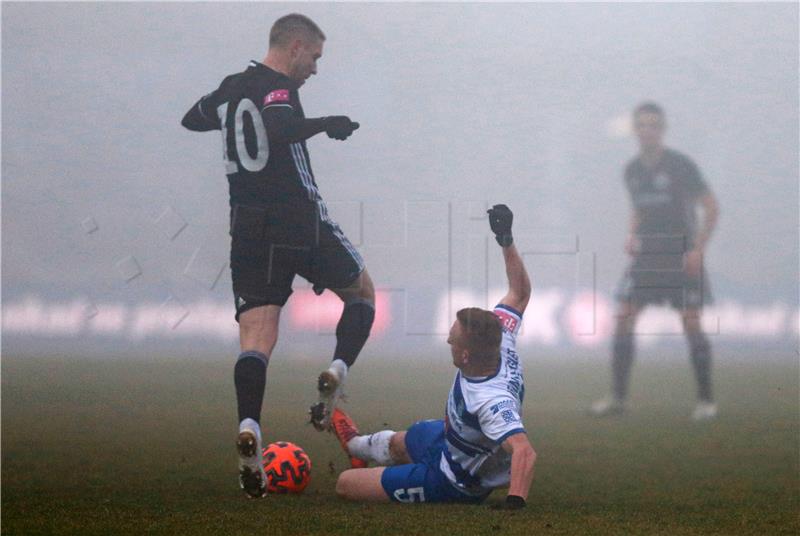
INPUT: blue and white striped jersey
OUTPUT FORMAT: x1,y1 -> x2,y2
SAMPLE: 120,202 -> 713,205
439,304 -> 526,495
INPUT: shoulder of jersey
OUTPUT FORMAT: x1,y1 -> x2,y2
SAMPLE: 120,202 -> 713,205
669,150 -> 703,176
249,63 -> 293,87
664,148 -> 693,165
461,378 -> 504,408
624,156 -> 642,175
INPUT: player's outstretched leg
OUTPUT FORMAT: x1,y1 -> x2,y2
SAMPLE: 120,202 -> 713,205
331,408 -> 368,468
310,271 -> 375,431
683,309 -> 717,421
235,305 -> 280,497
331,408 -> 405,467
590,302 -> 640,416
335,421 -> 434,502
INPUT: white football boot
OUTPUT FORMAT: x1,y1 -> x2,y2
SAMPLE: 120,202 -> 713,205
690,401 -> 718,422
588,397 -> 626,417
309,360 -> 347,431
237,418 -> 267,498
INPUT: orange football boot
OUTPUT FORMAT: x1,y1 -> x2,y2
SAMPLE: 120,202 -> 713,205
331,408 -> 368,469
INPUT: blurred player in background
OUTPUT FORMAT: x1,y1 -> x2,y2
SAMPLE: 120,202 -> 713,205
329,205 -> 537,508
590,102 -> 720,421
181,14 -> 375,497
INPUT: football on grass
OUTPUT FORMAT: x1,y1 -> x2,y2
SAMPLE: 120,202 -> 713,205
261,441 -> 312,493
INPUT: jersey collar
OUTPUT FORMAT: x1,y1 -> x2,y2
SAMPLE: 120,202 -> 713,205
247,60 -> 298,89
461,360 -> 503,384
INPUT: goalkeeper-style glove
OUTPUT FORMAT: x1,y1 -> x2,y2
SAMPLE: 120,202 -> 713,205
487,204 -> 514,247
489,495 -> 526,510
324,116 -> 360,140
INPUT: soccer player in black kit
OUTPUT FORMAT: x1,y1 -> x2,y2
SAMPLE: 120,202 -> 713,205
181,14 -> 375,497
590,102 -> 720,422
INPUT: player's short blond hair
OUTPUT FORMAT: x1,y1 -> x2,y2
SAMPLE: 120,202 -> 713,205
269,14 -> 326,48
456,308 -> 502,365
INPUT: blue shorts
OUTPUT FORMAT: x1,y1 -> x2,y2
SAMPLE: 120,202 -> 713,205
380,420 -> 489,504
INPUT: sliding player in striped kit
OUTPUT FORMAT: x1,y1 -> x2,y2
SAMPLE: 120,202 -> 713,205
181,14 -> 375,498
330,205 -> 537,508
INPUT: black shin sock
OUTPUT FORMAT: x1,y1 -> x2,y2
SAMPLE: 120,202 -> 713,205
687,331 -> 713,402
234,350 -> 268,423
611,330 -> 635,402
333,299 -> 375,367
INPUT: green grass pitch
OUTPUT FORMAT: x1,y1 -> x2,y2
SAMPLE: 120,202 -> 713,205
2,352 -> 798,535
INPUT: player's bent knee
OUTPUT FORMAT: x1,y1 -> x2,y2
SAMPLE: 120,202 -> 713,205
389,432 -> 410,464
238,305 -> 281,354
239,307 -> 277,332
335,470 -> 361,500
335,471 -> 353,499
681,311 -> 702,329
335,272 -> 375,305
356,270 -> 375,302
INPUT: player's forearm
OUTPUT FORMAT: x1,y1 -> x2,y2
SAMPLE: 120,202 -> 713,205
264,111 -> 327,143
503,245 -> 531,306
694,194 -> 719,251
181,100 -> 218,132
507,444 -> 536,500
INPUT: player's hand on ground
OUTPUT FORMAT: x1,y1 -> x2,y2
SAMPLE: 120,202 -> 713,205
489,495 -> 526,510
324,116 -> 359,140
487,204 -> 514,247
684,248 -> 703,277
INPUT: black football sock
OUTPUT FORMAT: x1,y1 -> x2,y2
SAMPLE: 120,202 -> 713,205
687,331 -> 713,402
234,350 -> 268,423
611,329 -> 635,402
333,299 -> 375,368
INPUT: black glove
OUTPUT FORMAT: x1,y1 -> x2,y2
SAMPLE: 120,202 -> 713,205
324,116 -> 359,140
487,204 -> 514,247
490,495 -> 526,510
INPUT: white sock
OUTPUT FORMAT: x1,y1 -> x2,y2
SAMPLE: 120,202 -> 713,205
239,418 -> 261,441
347,430 -> 395,466
329,359 -> 348,384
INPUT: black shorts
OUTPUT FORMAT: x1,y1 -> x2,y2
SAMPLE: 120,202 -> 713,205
615,250 -> 712,310
229,203 -> 364,321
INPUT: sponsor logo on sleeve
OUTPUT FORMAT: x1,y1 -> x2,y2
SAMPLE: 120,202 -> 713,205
490,399 -> 516,414
500,409 -> 520,424
494,310 -> 518,332
263,89 -> 290,106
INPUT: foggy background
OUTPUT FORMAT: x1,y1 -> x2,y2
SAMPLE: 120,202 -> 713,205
2,2 -> 798,360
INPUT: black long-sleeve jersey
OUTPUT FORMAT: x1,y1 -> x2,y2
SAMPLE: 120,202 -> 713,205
182,61 -> 331,212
